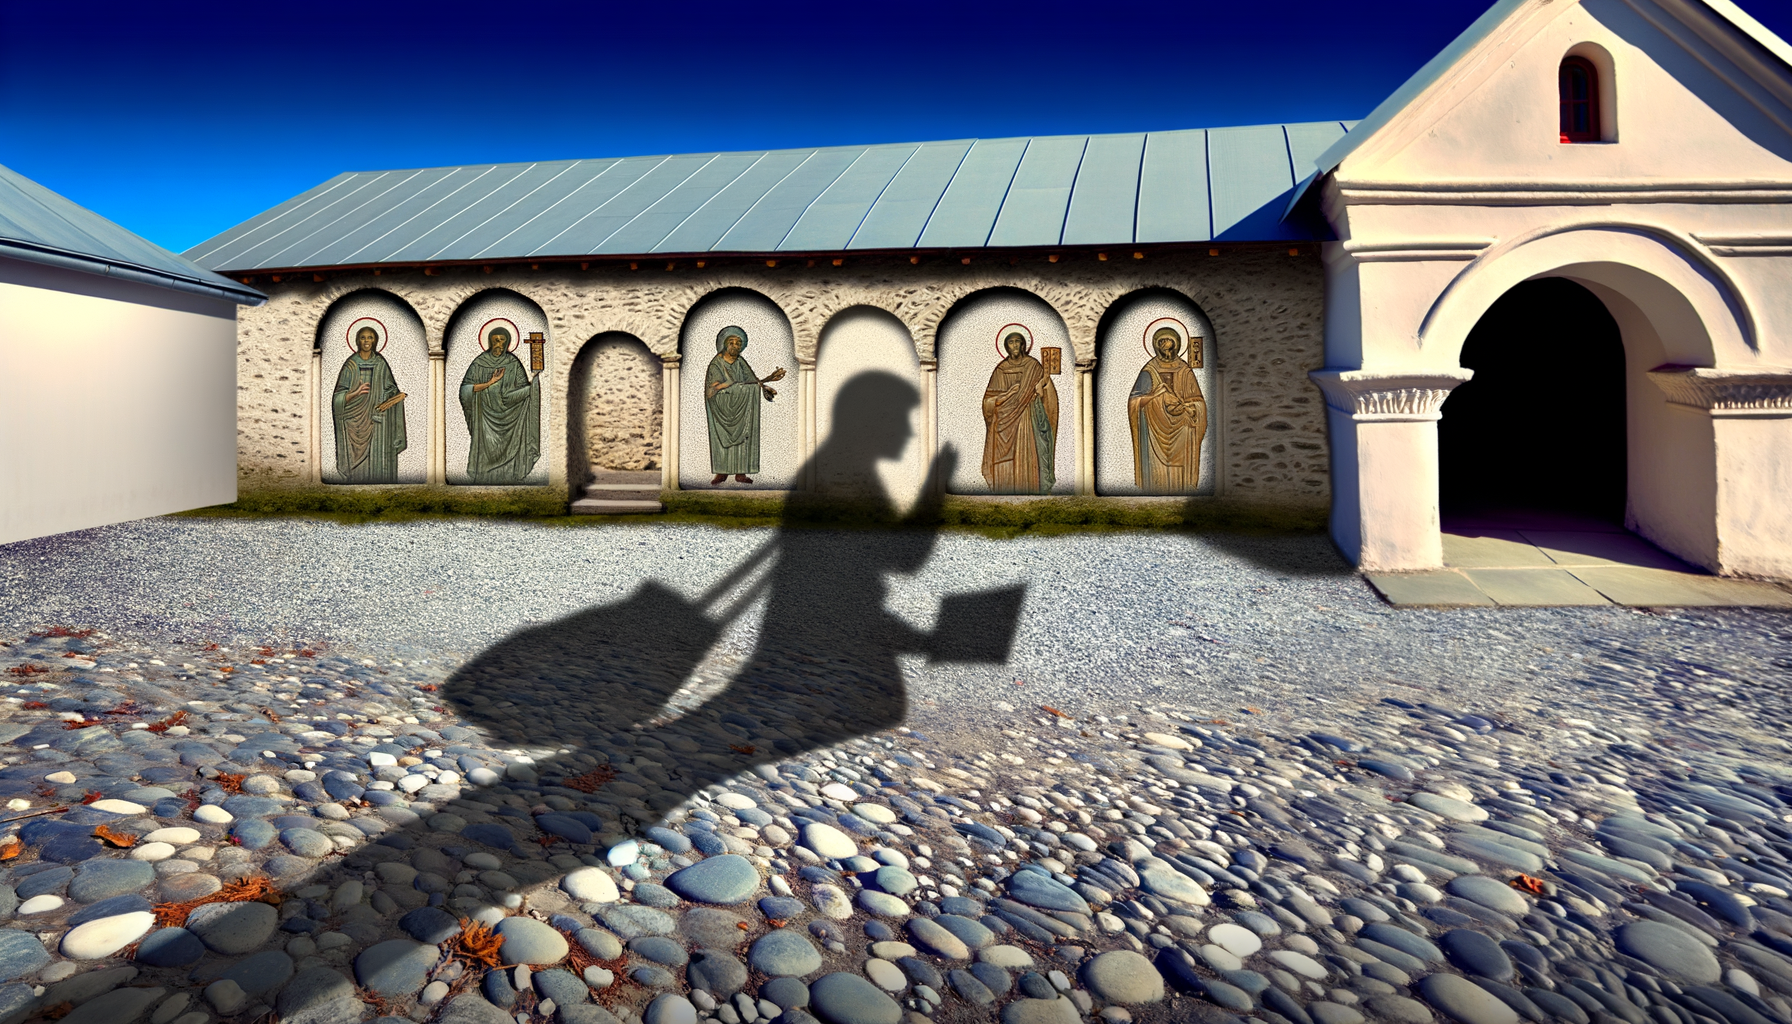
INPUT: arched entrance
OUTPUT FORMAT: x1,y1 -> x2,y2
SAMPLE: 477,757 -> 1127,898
1438,278 -> 1626,525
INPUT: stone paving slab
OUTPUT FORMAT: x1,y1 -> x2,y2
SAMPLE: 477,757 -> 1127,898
1569,566 -> 1792,607
1363,570 -> 1495,607
1441,531 -> 1553,568
1461,567 -> 1613,606
1520,530 -> 1694,571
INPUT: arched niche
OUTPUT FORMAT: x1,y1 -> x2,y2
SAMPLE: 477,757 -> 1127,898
1095,289 -> 1219,496
315,290 -> 429,485
678,289 -> 798,490
568,333 -> 661,483
936,289 -> 1076,496
445,291 -> 551,486
814,307 -> 925,510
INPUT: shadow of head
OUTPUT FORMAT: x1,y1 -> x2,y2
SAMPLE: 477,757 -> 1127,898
818,371 -> 920,469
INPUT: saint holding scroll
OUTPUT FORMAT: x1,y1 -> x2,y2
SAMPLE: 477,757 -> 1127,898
1128,324 -> 1207,493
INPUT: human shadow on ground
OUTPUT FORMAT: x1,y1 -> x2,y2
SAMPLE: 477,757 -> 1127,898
439,371 -> 1024,835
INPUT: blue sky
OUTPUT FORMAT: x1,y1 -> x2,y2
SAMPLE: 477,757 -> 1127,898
4,0 -> 1789,254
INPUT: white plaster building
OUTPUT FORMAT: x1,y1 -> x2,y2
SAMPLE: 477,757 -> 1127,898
187,0 -> 1792,578
0,164 -> 264,545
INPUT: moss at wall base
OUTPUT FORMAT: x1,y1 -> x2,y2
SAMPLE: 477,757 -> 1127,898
192,487 -> 1327,535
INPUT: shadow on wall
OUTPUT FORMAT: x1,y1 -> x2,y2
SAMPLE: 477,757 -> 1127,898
439,371 -> 1024,837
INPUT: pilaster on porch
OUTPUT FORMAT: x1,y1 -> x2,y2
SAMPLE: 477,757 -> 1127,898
1310,368 -> 1473,571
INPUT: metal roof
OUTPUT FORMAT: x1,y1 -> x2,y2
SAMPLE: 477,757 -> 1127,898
0,163 -> 264,304
185,122 -> 1354,272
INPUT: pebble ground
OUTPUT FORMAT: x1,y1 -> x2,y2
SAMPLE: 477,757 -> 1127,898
0,518 -> 1786,1024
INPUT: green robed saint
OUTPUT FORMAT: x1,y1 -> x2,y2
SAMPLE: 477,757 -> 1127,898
459,327 -> 541,484
332,326 -> 408,483
704,326 -> 786,484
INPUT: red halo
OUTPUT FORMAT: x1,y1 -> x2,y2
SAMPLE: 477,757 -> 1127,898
345,317 -> 388,353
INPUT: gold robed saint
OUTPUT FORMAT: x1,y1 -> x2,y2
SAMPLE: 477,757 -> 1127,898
1128,327 -> 1207,493
980,331 -> 1059,494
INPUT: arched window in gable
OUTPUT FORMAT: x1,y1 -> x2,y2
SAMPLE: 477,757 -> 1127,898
1559,56 -> 1600,143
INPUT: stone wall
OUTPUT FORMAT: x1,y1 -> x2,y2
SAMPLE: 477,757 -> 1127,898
232,248 -> 1329,508
572,335 -> 662,473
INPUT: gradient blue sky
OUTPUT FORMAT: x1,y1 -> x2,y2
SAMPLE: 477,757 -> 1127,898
4,0 -> 1789,254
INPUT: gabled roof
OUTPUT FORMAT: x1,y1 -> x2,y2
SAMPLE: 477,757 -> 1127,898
184,122 -> 1355,273
1287,0 -> 1792,212
0,163 -> 264,305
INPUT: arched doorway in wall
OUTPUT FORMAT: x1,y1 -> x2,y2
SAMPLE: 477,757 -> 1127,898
567,333 -> 661,499
1438,277 -> 1626,526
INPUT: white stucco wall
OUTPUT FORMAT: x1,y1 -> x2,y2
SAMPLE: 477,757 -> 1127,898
0,258 -> 239,544
316,290 -> 429,484
445,291 -> 551,486
937,291 -> 1078,495
814,307 -> 926,510
678,291 -> 799,490
1315,0 -> 1792,574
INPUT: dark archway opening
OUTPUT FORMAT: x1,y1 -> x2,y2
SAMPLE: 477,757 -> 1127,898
1439,277 -> 1626,524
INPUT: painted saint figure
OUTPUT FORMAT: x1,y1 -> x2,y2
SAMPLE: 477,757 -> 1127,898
980,327 -> 1059,494
1128,326 -> 1207,492
459,326 -> 542,484
332,325 -> 407,483
704,325 -> 787,485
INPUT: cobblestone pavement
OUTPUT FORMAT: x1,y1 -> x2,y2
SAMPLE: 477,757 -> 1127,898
0,518 -> 1786,1024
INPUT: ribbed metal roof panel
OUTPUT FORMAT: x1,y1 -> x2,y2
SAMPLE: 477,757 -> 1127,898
1208,125 -> 1297,241
592,152 -> 764,255
0,161 -> 262,303
1285,121 -> 1350,179
1061,133 -> 1144,246
715,149 -> 862,251
779,145 -> 919,252
987,135 -> 1088,247
187,121 -> 1352,270
1135,130 -> 1210,243
845,141 -> 973,249
915,137 -> 1030,248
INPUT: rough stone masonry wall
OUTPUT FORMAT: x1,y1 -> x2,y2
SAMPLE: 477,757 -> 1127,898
234,249 -> 1328,506
574,337 -> 662,473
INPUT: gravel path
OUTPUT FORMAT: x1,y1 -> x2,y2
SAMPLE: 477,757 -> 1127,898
3,518 -> 1787,725
0,517 -> 1787,1024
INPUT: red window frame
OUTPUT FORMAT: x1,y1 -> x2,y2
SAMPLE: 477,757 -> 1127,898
1560,57 -> 1600,143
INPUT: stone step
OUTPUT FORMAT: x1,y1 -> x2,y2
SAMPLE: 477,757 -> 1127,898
585,482 -> 661,491
570,497 -> 665,515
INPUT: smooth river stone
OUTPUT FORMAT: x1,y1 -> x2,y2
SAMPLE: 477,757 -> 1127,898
1005,871 -> 1090,914
1418,972 -> 1518,1024
906,918 -> 970,960
1614,921 -> 1721,984
68,860 -> 155,902
1408,793 -> 1488,823
61,911 -> 156,959
1440,929 -> 1513,981
802,823 -> 858,860
561,867 -> 619,903
355,940 -> 438,997
496,917 -> 569,965
146,827 -> 202,845
1207,922 -> 1263,958
665,855 -> 758,905
186,900 -> 278,954
1080,950 -> 1164,1004
1446,875 -> 1529,916
749,930 -> 822,977
808,971 -> 902,1024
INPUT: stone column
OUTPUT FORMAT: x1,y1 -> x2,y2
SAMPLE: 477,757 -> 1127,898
1075,359 -> 1096,496
661,355 -> 681,490
428,351 -> 447,486
799,361 -> 818,492
309,350 -> 323,485
1648,365 -> 1792,577
1309,369 -> 1473,571
918,359 -> 939,495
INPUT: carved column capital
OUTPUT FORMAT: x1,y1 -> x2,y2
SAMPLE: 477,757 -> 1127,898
1309,368 -> 1473,422
1647,365 -> 1792,417
660,354 -> 682,368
